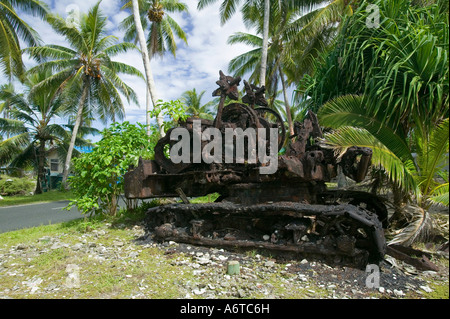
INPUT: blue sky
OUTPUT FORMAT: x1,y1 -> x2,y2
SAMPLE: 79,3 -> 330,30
9,0 -> 255,140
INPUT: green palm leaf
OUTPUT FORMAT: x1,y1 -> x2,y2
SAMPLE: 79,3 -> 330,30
0,0 -> 47,79
415,118 -> 449,206
428,182 -> 449,207
181,88 -> 215,119
0,132 -> 30,165
321,126 -> 419,195
318,95 -> 416,166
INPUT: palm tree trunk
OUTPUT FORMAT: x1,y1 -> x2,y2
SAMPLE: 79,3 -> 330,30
146,84 -> 151,136
259,0 -> 270,87
390,181 -> 407,227
35,139 -> 46,194
131,0 -> 165,137
279,68 -> 294,139
61,85 -> 89,189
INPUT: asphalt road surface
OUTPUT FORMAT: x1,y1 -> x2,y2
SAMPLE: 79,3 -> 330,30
0,201 -> 84,233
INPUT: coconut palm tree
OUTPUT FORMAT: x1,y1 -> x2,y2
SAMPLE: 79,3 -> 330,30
128,0 -> 161,135
25,2 -> 143,188
199,0 -> 352,87
121,0 -> 188,57
0,70 -> 97,194
0,0 -> 48,81
181,88 -> 215,119
121,0 -> 188,136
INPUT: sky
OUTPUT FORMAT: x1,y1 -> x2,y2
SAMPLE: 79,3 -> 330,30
12,0 -> 257,139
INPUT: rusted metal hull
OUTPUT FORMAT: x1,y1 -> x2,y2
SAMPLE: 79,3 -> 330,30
124,157 -> 328,202
146,201 -> 386,269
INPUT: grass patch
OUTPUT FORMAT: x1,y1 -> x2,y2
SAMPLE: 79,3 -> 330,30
0,223 -> 68,246
0,190 -> 75,207
190,193 -> 220,204
31,248 -> 71,268
422,281 -> 450,299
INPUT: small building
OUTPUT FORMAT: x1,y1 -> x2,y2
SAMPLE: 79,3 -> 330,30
47,147 -> 64,175
46,145 -> 94,175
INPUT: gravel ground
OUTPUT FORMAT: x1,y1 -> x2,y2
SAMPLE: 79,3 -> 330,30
141,235 -> 448,299
0,222 -> 448,299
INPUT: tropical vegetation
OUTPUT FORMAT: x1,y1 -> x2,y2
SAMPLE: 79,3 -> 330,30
226,0 -> 356,136
299,0 -> 449,244
0,0 -> 48,81
0,70 -> 98,194
25,2 -> 144,188
0,0 -> 448,250
66,121 -> 155,216
181,88 -> 215,120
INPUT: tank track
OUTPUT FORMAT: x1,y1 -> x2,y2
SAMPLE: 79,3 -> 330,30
145,202 -> 386,269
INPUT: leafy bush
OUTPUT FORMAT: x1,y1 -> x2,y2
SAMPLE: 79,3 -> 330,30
66,122 -> 158,216
149,99 -> 190,132
0,175 -> 35,196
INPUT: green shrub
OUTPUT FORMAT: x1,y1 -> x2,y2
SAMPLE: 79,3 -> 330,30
66,122 -> 158,216
0,175 -> 35,196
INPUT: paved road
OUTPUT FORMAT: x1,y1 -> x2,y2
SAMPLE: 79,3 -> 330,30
0,201 -> 84,233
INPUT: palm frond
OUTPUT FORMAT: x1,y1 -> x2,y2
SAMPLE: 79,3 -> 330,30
101,41 -> 138,57
415,118 -> 449,201
388,205 -> 432,246
428,182 -> 449,207
0,0 -> 45,79
6,0 -> 48,18
0,117 -> 28,135
228,48 -> 261,79
0,1 -> 45,47
218,0 -> 240,24
318,95 -> 416,166
227,32 -> 262,47
7,142 -> 37,169
46,13 -> 91,55
0,132 -> 31,165
25,44 -> 76,61
197,0 -> 219,10
321,126 -> 419,194
165,14 -> 187,44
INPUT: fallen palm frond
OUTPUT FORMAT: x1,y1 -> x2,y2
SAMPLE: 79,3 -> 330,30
388,205 -> 433,246
431,212 -> 449,242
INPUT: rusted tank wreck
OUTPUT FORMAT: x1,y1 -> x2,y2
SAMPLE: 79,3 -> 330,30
124,71 -> 388,269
